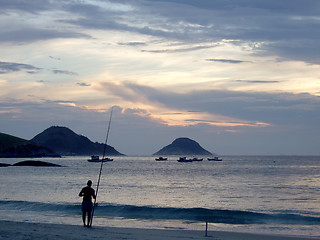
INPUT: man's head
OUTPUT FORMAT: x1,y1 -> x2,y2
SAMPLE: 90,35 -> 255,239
87,180 -> 92,186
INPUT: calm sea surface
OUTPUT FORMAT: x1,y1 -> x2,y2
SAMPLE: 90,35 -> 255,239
0,156 -> 320,238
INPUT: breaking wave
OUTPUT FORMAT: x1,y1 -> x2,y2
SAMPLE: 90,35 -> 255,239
1,200 -> 320,225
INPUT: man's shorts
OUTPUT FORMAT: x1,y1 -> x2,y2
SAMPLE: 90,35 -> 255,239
82,201 -> 93,212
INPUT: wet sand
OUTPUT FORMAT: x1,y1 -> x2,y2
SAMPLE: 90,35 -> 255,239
0,220 -> 318,240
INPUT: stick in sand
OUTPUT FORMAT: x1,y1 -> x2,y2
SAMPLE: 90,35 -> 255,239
205,220 -> 208,237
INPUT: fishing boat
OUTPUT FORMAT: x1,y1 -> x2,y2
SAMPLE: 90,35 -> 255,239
177,157 -> 193,162
207,156 -> 222,161
88,155 -> 113,162
155,157 -> 168,161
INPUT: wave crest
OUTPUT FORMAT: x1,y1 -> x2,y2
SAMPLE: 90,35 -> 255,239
1,200 -> 320,225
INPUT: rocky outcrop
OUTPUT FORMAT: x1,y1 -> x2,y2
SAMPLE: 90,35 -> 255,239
31,126 -> 124,156
153,137 -> 212,156
13,160 -> 61,167
0,133 -> 60,158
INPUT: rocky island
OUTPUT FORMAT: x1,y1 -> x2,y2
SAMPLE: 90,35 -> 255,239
153,137 -> 213,156
13,160 -> 61,167
31,126 -> 124,156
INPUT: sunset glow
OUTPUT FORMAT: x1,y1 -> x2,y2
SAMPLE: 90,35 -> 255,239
1,0 -> 319,155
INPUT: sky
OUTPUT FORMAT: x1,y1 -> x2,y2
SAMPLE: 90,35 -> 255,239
1,0 -> 320,155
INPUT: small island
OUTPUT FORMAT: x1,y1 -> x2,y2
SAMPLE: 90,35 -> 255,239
153,137 -> 213,156
0,163 -> 11,167
13,160 -> 61,167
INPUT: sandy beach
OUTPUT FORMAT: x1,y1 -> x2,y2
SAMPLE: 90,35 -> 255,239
0,220 -> 318,240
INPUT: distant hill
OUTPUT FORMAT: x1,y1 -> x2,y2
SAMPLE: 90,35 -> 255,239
31,126 -> 124,156
0,133 -> 60,158
153,137 -> 212,156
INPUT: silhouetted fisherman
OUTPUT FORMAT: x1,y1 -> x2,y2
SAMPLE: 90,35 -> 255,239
79,180 -> 96,227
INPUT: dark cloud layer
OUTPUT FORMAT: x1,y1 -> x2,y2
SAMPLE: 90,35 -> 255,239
1,0 -> 319,63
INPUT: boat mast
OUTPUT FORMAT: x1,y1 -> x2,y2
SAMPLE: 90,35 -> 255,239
90,106 -> 114,227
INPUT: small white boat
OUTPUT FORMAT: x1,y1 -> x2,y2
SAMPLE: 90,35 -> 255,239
88,155 -> 113,162
155,157 -> 168,161
207,157 -> 222,161
177,157 -> 193,162
190,157 -> 203,162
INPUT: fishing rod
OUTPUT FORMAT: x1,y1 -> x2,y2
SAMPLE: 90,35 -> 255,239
90,106 -> 114,227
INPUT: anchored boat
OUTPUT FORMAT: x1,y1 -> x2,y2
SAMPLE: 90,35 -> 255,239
207,156 -> 222,161
155,157 -> 168,161
88,155 -> 113,162
177,157 -> 193,162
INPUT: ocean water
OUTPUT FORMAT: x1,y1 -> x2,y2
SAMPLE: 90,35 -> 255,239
0,156 -> 320,238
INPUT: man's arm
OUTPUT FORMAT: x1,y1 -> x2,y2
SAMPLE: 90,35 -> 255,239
79,188 -> 84,197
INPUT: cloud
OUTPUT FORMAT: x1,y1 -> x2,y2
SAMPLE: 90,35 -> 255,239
0,99 -> 173,154
124,0 -> 320,64
52,70 -> 78,75
77,82 -> 91,87
0,61 -> 78,76
99,81 -> 320,127
158,90 -> 320,126
62,16 -> 185,40
206,59 -> 249,64
100,82 -> 154,103
0,1 -> 90,43
0,99 -> 99,139
0,0 -> 53,14
49,56 -> 61,61
141,44 -> 215,53
2,0 -> 319,63
1,91 -> 319,155
260,40 -> 320,65
0,28 -> 91,43
0,61 -> 41,74
235,80 -> 280,84
118,42 -> 147,46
